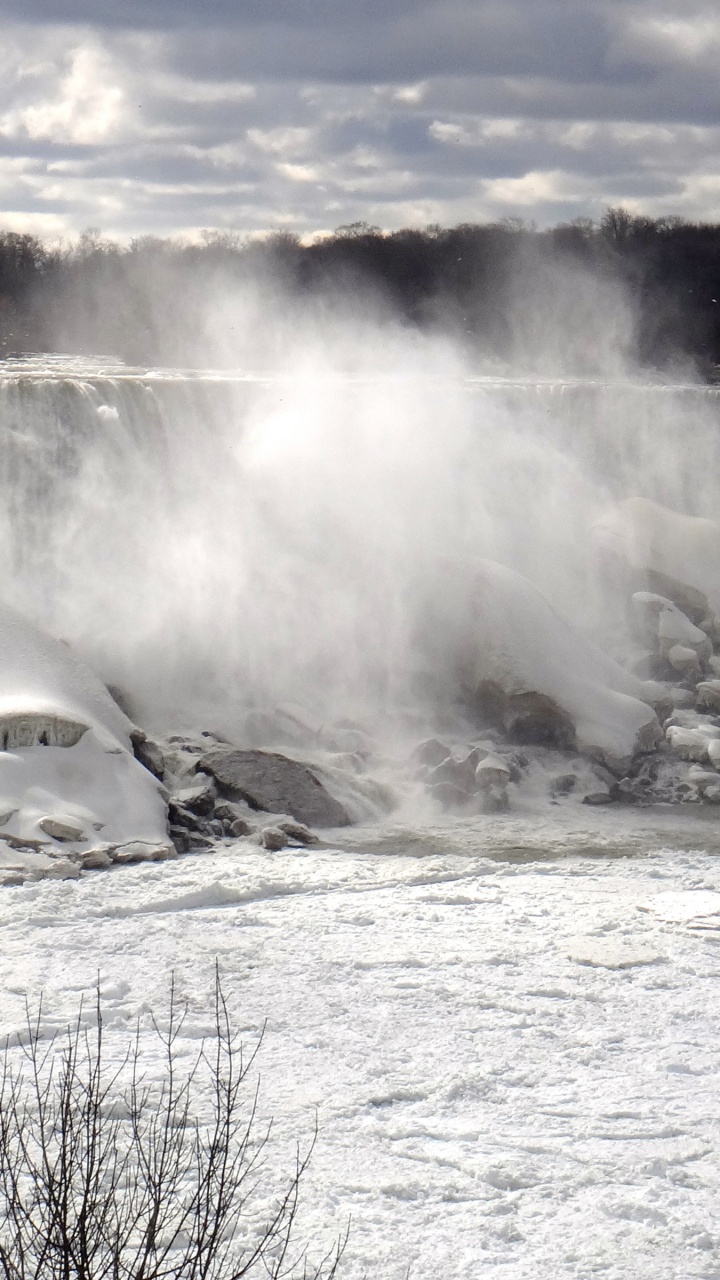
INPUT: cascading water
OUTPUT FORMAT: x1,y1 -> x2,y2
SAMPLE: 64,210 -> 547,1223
2,354 -> 720,758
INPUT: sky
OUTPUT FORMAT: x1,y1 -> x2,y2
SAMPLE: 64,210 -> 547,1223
0,0 -> 718,241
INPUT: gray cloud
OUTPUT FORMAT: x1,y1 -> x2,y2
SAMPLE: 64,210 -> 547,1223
0,1 -> 718,238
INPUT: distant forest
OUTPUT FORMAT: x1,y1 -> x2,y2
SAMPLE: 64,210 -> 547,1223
2,208 -> 720,376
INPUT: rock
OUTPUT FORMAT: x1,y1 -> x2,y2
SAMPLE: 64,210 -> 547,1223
696,681 -> 720,712
42,857 -> 81,880
276,819 -> 319,846
666,724 -> 720,762
687,766 -> 720,794
229,817 -> 254,838
111,841 -> 175,864
167,803 -> 206,832
411,738 -> 451,769
668,686 -> 696,709
480,685 -> 576,749
130,731 -> 165,781
169,826 -> 190,853
39,815 -> 85,842
184,829 -> 212,849
454,560 -> 663,776
428,752 -> 482,793
477,785 -> 509,813
171,774 -> 216,815
550,773 -> 577,796
79,846 -> 114,869
429,780 -> 472,810
475,753 -> 512,788
259,826 -> 289,851
581,782 -> 613,805
594,498 -> 720,621
631,592 -> 711,665
666,644 -> 702,680
197,747 -> 350,828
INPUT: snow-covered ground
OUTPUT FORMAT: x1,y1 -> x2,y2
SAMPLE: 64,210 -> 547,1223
3,812 -> 720,1279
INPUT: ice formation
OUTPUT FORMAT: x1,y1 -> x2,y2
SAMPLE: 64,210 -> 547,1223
0,601 -> 170,879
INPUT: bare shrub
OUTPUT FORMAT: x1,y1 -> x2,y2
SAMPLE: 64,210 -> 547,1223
0,971 -> 344,1279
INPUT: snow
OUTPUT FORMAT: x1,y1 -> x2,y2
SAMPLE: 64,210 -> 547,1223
0,602 -> 169,862
464,560 -> 661,769
1,812 -> 720,1279
595,497 -> 720,615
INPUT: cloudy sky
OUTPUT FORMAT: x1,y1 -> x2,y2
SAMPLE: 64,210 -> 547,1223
0,0 -> 718,240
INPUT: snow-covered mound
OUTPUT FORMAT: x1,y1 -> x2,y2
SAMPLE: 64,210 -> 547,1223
459,560 -> 661,773
594,496 -> 720,619
0,603 -> 170,879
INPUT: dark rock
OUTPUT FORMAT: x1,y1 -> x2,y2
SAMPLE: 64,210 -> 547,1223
477,786 -> 509,813
582,790 -> 614,806
229,817 -> 254,838
259,826 -> 288,851
167,802 -> 205,832
187,834 -> 214,850
130,730 -> 165,781
198,747 -> 350,828
551,773 -> 577,796
428,780 -> 472,810
167,824 -> 189,855
428,751 -> 483,793
276,819 -> 319,846
107,685 -> 136,719
476,682 -> 576,749
411,738 -> 451,769
172,774 -> 216,815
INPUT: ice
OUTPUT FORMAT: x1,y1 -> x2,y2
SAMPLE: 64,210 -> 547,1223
463,560 -> 661,770
0,602 -> 169,867
0,825 -> 717,1278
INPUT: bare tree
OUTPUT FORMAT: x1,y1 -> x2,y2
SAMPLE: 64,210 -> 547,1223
0,971 -> 345,1280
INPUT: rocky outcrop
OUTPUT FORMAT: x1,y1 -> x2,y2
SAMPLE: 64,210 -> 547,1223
457,560 -> 662,775
197,746 -> 350,828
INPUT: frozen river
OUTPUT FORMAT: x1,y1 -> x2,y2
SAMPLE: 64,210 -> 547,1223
2,816 -> 720,1279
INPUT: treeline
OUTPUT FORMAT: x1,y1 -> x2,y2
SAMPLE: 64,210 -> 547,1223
2,209 -> 720,373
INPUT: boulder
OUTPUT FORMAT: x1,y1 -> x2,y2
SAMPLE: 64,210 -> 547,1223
411,738 -> 451,769
631,592 -> 711,666
456,560 -> 662,775
667,644 -> 702,680
666,724 -> 720,763
475,753 -> 512,789
696,681 -> 720,713
197,747 -> 350,828
171,774 -> 216,815
594,497 -> 720,619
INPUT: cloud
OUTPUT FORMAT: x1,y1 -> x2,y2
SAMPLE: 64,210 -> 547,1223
0,2 -> 718,238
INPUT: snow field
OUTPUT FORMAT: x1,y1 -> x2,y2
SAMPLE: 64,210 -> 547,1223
1,832 -> 720,1278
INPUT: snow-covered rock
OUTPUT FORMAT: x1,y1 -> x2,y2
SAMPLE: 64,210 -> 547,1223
666,722 -> 720,763
459,560 -> 662,774
595,497 -> 720,619
667,644 -> 703,679
631,592 -> 711,665
0,602 -> 170,871
696,680 -> 720,712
